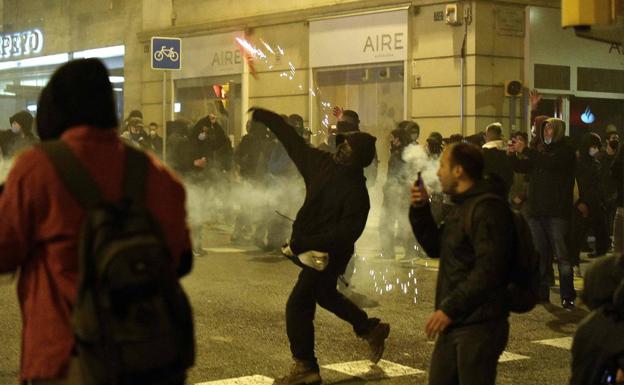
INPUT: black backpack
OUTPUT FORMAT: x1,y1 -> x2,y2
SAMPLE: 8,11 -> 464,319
42,141 -> 195,385
464,193 -> 540,313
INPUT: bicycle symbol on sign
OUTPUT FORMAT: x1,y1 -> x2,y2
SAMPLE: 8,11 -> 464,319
153,46 -> 180,62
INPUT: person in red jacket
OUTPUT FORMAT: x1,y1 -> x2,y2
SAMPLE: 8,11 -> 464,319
0,58 -> 192,385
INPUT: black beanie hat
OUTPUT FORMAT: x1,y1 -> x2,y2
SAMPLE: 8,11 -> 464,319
9,110 -> 34,133
343,132 -> 377,168
36,58 -> 118,141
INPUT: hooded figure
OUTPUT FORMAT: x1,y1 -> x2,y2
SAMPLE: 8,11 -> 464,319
190,115 -> 233,175
509,117 -> 577,309
0,110 -> 37,159
250,108 -> 390,385
570,132 -> 610,259
37,60 -> 117,140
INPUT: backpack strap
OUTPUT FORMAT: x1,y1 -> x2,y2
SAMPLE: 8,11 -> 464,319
463,193 -> 505,237
40,140 -> 103,209
122,145 -> 149,205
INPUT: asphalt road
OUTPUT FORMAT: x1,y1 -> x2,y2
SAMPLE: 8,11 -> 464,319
0,223 -> 592,385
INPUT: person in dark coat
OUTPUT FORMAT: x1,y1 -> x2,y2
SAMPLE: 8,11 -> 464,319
508,117 -> 577,309
251,108 -> 389,385
570,249 -> 624,385
482,122 -> 513,197
508,131 -> 530,218
190,115 -> 233,176
570,132 -> 609,261
231,120 -> 274,244
0,110 -> 37,159
410,143 -> 514,385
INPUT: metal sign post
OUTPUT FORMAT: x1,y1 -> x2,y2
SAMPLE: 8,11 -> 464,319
151,36 -> 182,165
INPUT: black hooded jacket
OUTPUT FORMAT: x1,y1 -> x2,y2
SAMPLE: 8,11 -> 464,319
409,182 -> 514,326
252,109 -> 372,275
509,118 -> 576,218
575,133 -> 605,212
190,117 -> 233,174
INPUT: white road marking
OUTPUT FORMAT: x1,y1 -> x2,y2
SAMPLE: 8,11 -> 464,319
499,351 -> 531,362
532,336 -> 573,350
204,247 -> 246,253
195,375 -> 274,385
322,359 -> 425,379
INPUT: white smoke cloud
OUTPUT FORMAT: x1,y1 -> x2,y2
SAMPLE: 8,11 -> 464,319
401,143 -> 441,193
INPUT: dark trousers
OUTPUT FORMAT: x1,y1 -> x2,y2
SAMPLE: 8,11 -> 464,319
527,217 -> 576,301
286,266 -> 373,366
428,319 -> 509,385
569,207 -> 610,263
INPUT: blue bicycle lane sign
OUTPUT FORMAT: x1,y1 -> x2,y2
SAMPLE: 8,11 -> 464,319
151,37 -> 182,70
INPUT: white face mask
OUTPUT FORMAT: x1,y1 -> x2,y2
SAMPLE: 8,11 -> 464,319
198,132 -> 207,141
10,124 -> 21,134
589,147 -> 599,157
544,138 -> 552,145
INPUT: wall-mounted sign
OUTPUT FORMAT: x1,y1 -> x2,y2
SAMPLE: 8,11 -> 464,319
173,31 -> 244,79
151,37 -> 182,70
1,29 -> 43,60
581,106 -> 596,124
310,10 -> 408,68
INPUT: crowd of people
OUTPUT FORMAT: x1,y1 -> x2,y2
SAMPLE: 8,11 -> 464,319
0,58 -> 622,385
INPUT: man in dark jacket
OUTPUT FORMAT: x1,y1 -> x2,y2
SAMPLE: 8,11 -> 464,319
410,143 -> 514,385
251,108 -> 389,385
570,251 -> 624,385
482,122 -> 513,197
570,133 -> 609,260
509,117 -> 577,309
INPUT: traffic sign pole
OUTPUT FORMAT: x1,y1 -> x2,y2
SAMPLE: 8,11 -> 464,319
162,71 -> 167,165
150,36 -> 181,166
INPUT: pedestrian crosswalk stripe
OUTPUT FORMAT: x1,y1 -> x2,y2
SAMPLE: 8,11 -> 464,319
499,351 -> 530,362
532,336 -> 573,350
322,359 -> 425,379
195,375 -> 274,385
204,247 -> 247,253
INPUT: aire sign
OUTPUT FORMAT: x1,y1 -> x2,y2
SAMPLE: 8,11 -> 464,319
0,29 -> 43,60
310,10 -> 408,68
173,31 -> 244,79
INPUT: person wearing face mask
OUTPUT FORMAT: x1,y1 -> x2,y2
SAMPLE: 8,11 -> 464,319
508,118 -> 577,309
569,133 -> 610,264
325,107 -> 379,188
0,110 -> 37,160
145,121 -> 164,157
188,115 -> 233,254
250,108 -> 389,385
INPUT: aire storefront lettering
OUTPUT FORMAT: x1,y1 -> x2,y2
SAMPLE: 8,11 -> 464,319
363,33 -> 405,55
1,29 -> 44,60
211,49 -> 242,67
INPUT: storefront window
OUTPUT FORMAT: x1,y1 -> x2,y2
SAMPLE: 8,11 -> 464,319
313,62 -> 405,175
174,75 -> 242,143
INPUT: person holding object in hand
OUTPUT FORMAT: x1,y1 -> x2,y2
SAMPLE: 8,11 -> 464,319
409,143 -> 515,385
250,107 -> 389,385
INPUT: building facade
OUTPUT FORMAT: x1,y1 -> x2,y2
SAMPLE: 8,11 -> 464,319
0,0 -> 622,152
